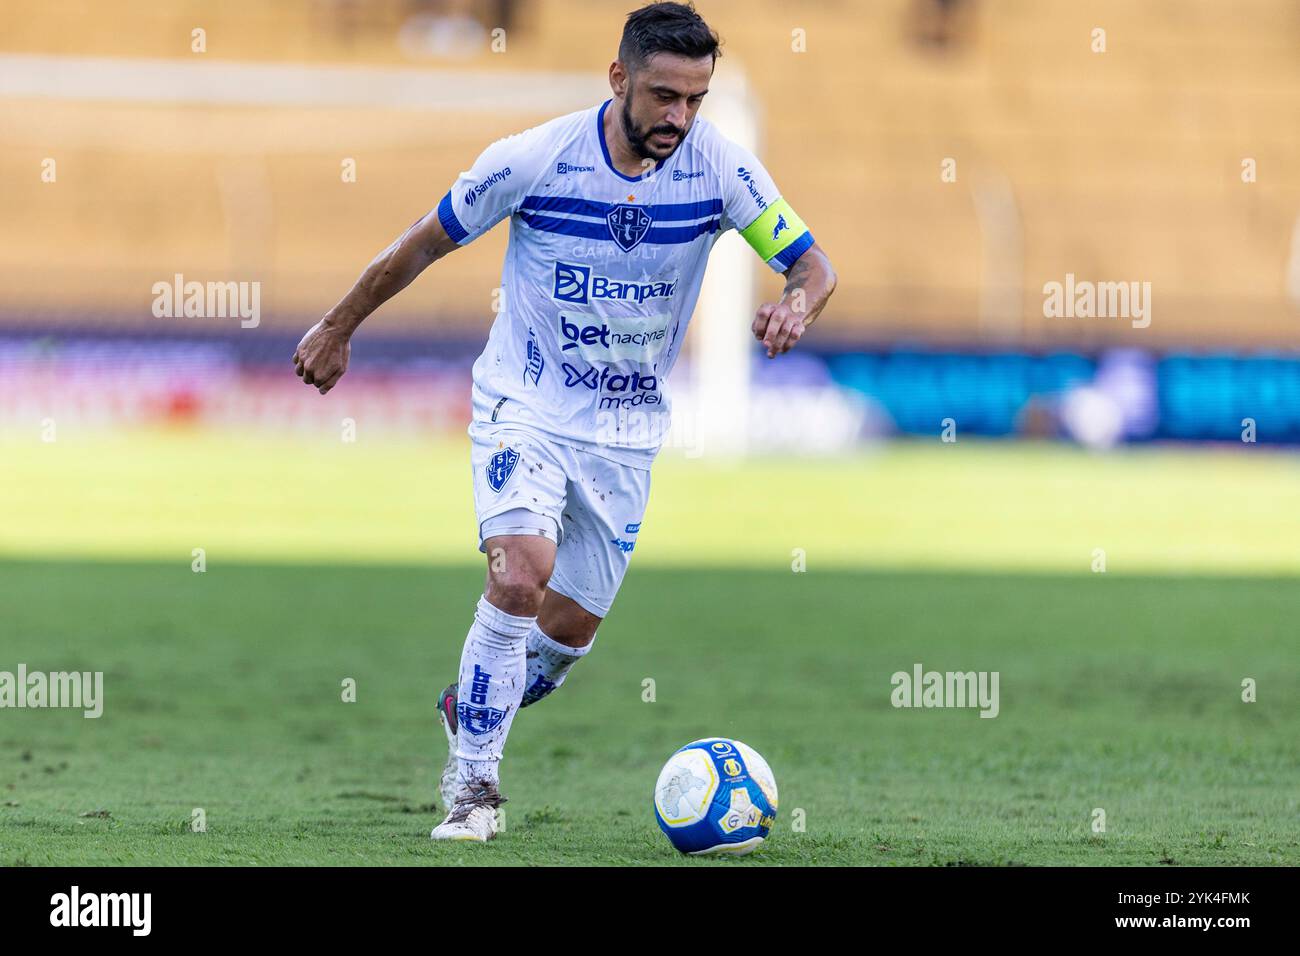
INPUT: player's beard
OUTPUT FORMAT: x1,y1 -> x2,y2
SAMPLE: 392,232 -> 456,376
620,91 -> 684,162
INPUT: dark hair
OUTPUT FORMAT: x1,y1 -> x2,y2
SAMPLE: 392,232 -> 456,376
619,2 -> 721,74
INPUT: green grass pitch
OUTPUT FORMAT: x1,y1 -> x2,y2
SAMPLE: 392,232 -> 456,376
1,559 -> 1296,866
1,432 -> 1297,865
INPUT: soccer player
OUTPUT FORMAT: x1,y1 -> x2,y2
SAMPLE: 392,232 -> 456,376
293,1 -> 836,841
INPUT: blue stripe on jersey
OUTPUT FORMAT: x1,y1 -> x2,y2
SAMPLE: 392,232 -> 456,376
520,195 -> 723,222
773,229 -> 815,269
518,211 -> 609,240
646,219 -> 722,243
437,191 -> 469,244
519,194 -> 609,219
520,211 -> 721,244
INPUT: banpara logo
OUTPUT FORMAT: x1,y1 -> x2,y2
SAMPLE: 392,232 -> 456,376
552,261 -> 676,306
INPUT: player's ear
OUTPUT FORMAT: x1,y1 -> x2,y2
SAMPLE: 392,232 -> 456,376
609,60 -> 627,96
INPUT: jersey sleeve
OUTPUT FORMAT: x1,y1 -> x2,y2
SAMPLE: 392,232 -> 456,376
720,142 -> 815,273
436,128 -> 545,247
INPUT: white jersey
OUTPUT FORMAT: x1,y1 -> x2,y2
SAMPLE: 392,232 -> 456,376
438,98 -> 814,467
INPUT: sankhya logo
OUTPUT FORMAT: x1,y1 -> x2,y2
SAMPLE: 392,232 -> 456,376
50,886 -> 151,936
736,167 -> 768,210
464,166 -> 511,208
552,261 -> 676,305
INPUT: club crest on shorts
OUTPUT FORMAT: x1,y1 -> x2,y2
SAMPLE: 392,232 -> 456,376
486,446 -> 520,492
606,203 -> 652,252
457,702 -> 508,735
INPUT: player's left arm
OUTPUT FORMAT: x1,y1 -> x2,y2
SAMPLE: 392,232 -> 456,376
753,242 -> 836,359
722,143 -> 837,359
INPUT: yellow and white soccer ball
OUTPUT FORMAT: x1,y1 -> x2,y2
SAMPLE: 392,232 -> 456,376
653,738 -> 778,855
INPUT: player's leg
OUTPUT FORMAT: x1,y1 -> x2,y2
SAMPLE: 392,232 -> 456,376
433,429 -> 566,841
522,446 -> 652,708
519,588 -> 602,707
456,529 -> 555,776
432,528 -> 555,841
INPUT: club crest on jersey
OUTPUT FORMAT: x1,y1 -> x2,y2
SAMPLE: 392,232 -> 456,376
486,446 -> 520,492
606,203 -> 653,252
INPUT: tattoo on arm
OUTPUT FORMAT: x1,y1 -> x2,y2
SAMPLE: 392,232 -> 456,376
783,254 -> 815,301
781,247 -> 836,324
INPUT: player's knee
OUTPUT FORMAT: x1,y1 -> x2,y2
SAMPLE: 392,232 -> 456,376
538,595 -> 601,646
485,575 -> 548,617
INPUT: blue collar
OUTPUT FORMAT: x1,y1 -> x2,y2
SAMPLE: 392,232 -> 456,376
597,98 -> 668,183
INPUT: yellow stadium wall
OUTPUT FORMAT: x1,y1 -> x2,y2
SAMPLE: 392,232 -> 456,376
2,0 -> 1299,348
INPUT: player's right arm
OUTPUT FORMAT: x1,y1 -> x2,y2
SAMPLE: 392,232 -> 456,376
295,126 -> 543,394
293,211 -> 459,394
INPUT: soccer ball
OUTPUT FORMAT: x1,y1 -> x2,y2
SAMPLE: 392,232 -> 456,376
652,737 -> 778,855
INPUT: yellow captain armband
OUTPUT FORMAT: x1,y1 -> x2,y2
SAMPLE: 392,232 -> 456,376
738,197 -> 813,269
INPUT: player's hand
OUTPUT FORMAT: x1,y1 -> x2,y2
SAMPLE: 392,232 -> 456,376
752,301 -> 806,358
293,319 -> 352,394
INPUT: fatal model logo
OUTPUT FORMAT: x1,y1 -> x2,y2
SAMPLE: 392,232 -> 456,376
605,203 -> 653,252
486,446 -> 519,492
552,261 -> 676,306
560,362 -> 660,405
672,168 -> 705,181
556,161 -> 595,175
736,167 -> 768,211
464,166 -> 512,208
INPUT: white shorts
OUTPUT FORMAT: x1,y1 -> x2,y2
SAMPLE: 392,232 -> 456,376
470,425 -> 651,618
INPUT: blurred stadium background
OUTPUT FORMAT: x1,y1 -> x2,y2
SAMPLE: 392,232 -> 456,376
3,0 -> 1300,570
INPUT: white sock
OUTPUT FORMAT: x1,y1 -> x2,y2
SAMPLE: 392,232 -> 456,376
521,621 -> 593,707
454,595 -> 533,789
